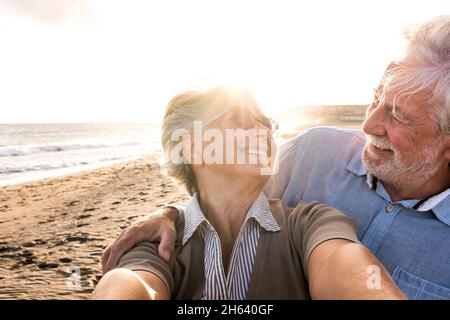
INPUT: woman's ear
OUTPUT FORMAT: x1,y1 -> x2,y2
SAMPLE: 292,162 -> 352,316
177,132 -> 193,165
188,133 -> 204,166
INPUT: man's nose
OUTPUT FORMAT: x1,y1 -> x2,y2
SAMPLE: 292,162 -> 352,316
362,103 -> 387,137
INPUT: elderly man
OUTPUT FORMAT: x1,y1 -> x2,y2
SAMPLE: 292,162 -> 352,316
102,15 -> 450,299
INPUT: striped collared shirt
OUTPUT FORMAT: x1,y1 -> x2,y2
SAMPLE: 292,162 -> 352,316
182,192 -> 280,300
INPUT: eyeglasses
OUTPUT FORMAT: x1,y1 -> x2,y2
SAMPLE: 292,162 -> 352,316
203,105 -> 279,136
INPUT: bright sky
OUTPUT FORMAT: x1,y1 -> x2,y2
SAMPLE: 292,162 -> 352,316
0,0 -> 448,123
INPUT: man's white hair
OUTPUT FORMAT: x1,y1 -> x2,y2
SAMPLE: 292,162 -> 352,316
379,15 -> 450,134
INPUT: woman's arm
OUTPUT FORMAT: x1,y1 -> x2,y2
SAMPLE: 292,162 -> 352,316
307,239 -> 406,299
91,268 -> 170,300
291,201 -> 405,299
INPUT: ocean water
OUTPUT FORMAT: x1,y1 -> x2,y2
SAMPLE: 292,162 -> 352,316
0,123 -> 162,186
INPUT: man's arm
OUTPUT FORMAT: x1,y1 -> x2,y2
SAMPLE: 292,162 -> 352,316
101,207 -> 179,274
92,268 -> 170,300
308,239 -> 406,300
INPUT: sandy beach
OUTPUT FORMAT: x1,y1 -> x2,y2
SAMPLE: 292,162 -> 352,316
0,156 -> 190,299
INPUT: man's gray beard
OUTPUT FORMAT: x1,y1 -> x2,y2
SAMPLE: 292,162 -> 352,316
362,143 -> 440,189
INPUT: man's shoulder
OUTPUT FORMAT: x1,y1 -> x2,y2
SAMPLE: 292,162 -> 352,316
296,126 -> 365,146
281,126 -> 365,162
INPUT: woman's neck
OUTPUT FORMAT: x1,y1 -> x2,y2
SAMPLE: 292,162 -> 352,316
197,179 -> 262,242
195,170 -> 265,271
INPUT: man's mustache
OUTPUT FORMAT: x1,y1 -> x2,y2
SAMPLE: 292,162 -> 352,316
365,135 -> 395,152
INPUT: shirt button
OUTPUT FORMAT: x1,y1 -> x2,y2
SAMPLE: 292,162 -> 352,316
386,204 -> 394,213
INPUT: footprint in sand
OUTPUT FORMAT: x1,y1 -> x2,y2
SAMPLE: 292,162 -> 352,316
80,267 -> 94,275
66,235 -> 90,243
38,218 -> 55,225
22,242 -> 36,248
0,246 -> 22,253
53,240 -> 66,246
76,223 -> 90,228
18,251 -> 36,265
66,200 -> 80,207
38,262 -> 58,269
23,257 -> 35,265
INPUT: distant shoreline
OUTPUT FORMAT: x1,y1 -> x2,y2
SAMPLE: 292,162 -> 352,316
0,156 -> 148,187
0,123 -> 162,187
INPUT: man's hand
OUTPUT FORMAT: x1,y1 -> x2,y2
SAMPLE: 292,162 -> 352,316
101,207 -> 179,274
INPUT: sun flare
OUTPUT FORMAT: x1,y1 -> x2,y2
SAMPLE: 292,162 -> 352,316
0,0 -> 448,122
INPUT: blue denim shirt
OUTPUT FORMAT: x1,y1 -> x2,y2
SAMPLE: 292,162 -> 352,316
265,127 -> 450,300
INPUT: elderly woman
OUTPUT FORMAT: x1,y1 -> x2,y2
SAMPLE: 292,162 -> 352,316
93,86 -> 404,299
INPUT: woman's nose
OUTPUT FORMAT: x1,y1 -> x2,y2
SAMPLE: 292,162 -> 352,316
236,110 -> 258,130
362,103 -> 387,137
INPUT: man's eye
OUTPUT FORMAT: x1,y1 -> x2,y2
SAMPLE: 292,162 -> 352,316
370,97 -> 382,109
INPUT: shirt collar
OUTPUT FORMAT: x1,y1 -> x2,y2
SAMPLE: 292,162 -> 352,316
182,193 -> 208,246
182,192 -> 280,245
345,149 -> 368,177
422,189 -> 450,226
346,150 -> 450,226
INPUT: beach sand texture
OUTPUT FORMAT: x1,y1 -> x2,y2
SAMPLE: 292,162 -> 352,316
0,156 -> 189,299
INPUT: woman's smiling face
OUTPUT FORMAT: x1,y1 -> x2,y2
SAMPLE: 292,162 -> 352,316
192,90 -> 278,182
